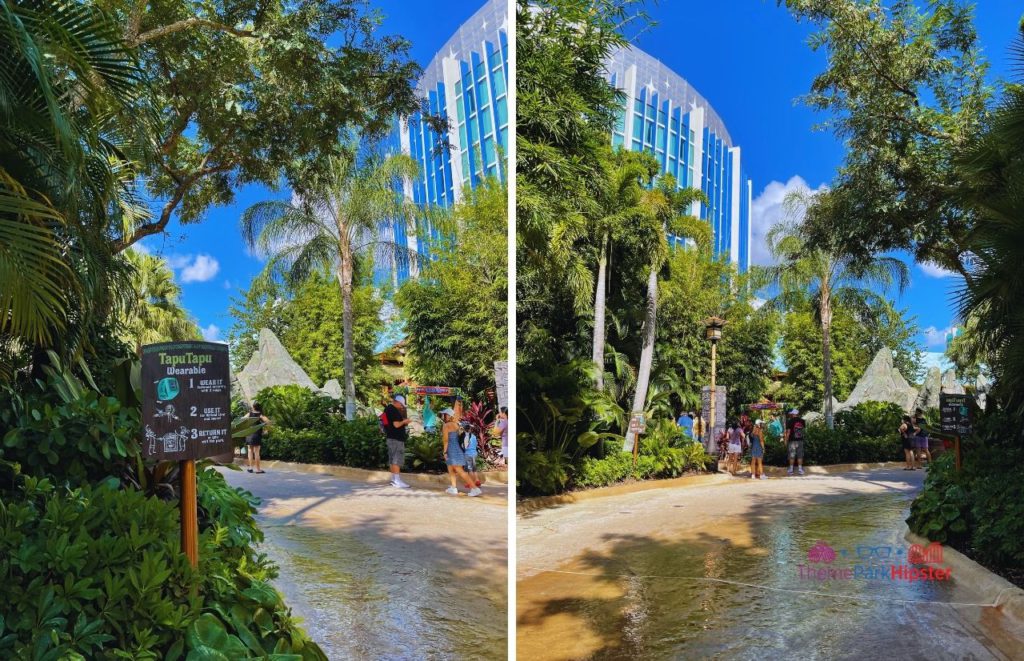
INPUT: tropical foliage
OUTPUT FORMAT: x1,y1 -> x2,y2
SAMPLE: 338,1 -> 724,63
397,176 -> 508,398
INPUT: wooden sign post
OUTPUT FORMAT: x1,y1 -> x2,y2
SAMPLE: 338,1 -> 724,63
939,393 -> 971,473
628,413 -> 646,467
141,341 -> 233,567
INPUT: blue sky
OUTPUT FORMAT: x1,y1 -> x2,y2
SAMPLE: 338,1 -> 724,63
134,0 -> 487,344
142,1 -> 1020,376
629,1 -> 1022,373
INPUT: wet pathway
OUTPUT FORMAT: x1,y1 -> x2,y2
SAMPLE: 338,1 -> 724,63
221,467 -> 507,660
517,468 -> 1024,660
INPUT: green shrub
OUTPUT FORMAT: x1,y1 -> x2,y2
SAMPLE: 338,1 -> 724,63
519,449 -> 572,495
0,372 -> 140,486
334,417 -> 387,469
576,452 -> 633,488
255,385 -> 339,431
0,472 -> 325,660
907,453 -> 970,545
406,432 -> 444,471
763,421 -> 902,466
261,428 -> 329,464
834,401 -> 904,438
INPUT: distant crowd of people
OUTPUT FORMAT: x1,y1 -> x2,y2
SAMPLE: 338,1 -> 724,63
678,404 -> 936,477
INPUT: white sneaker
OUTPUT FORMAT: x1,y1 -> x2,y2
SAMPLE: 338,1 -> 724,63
787,467 -> 794,475
760,474 -> 767,480
750,473 -> 755,479
467,487 -> 482,497
798,467 -> 805,475
394,478 -> 411,489
445,486 -> 459,495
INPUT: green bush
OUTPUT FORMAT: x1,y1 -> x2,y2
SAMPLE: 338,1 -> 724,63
907,453 -> 970,545
0,372 -> 140,486
576,452 -> 633,488
834,401 -> 904,438
519,449 -> 572,495
0,471 -> 325,660
334,417 -> 387,469
763,421 -> 902,466
406,432 -> 444,471
255,385 -> 339,432
260,428 -> 329,464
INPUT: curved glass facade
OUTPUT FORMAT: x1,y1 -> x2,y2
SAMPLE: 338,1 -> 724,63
606,46 -> 752,273
380,0 -> 509,286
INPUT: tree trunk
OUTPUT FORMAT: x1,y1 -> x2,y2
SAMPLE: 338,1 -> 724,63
337,256 -> 357,421
821,286 -> 834,429
591,233 -> 608,390
624,266 -> 657,452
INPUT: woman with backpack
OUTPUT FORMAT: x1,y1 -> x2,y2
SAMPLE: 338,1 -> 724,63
440,408 -> 482,497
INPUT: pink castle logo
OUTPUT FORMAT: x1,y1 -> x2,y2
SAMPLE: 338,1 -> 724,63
807,540 -> 837,564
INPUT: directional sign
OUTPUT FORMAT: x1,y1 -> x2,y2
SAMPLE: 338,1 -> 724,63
939,393 -> 971,436
141,341 -> 232,461
628,412 -> 647,435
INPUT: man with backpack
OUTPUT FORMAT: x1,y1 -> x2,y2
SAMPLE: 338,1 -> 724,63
784,407 -> 806,476
381,394 -> 412,488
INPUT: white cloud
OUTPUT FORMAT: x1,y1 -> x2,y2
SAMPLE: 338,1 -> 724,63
923,325 -> 955,348
920,351 -> 954,374
166,254 -> 193,270
749,176 -> 829,266
180,254 -> 220,283
751,297 -> 766,310
131,243 -> 151,256
223,280 -> 232,290
919,262 -> 958,279
201,324 -> 222,342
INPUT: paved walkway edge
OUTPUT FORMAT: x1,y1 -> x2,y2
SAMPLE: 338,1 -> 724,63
517,473 -> 733,515
905,531 -> 1024,623
760,461 -> 906,476
230,457 -> 510,486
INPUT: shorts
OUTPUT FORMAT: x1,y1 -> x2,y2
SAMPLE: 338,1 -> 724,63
386,439 -> 405,467
750,444 -> 764,459
788,440 -> 804,461
727,443 -> 742,455
464,455 -> 478,472
246,436 -> 262,447
913,435 -> 929,449
901,437 -> 913,451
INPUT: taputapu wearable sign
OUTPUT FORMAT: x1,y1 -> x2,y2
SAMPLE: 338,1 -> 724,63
140,341 -> 232,461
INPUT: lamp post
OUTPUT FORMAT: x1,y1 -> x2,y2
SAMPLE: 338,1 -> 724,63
704,316 -> 725,451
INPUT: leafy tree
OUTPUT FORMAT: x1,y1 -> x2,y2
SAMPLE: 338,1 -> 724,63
226,279 -> 289,372
102,0 -> 437,251
120,250 -> 200,351
1,0 -> 148,373
756,208 -> 909,427
778,0 -> 990,276
397,177 -> 507,397
516,0 -> 645,369
241,141 -> 418,419
280,273 -> 384,398
954,22 -> 1024,415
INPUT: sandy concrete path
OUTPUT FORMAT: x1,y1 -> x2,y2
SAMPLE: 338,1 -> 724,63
222,466 -> 508,660
517,468 -> 1024,660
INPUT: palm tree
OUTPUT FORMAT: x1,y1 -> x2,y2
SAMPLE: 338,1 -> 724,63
757,192 -> 909,428
121,250 -> 200,352
241,142 -> 422,419
1,0 -> 151,376
624,176 -> 707,451
590,150 -> 660,390
954,24 -> 1024,415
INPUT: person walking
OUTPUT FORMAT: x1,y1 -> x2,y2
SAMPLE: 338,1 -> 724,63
246,401 -> 270,474
462,420 -> 482,487
899,415 -> 918,471
440,408 -> 482,497
382,393 -> 412,488
785,408 -> 806,476
750,419 -> 767,479
726,422 -> 743,475
913,408 -> 932,468
496,406 -> 508,466
678,410 -> 695,440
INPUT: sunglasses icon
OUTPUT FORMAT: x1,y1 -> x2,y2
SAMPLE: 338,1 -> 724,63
856,545 -> 892,559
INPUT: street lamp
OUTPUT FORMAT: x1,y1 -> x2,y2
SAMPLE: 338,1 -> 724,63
703,316 -> 726,451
